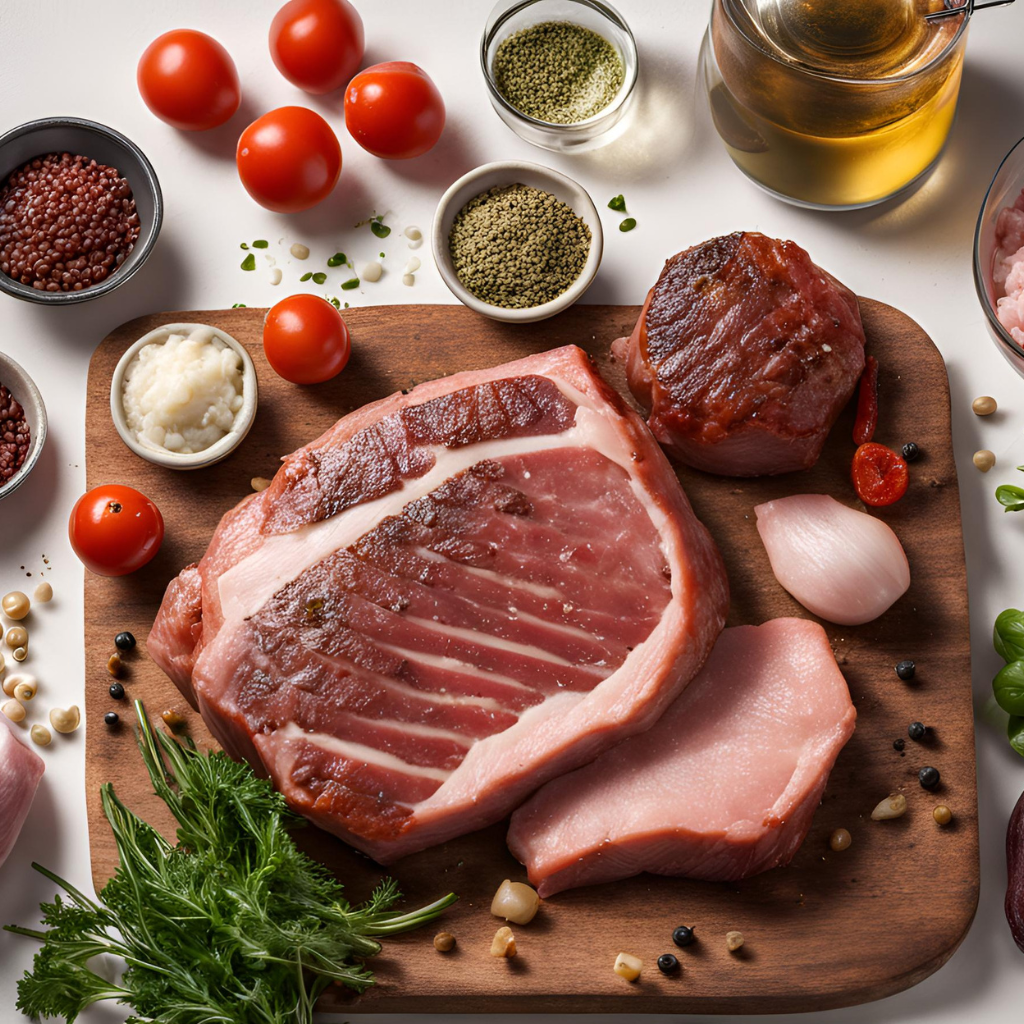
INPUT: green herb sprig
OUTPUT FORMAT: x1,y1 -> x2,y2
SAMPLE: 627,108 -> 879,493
6,702 -> 456,1023
993,609 -> 1024,755
997,467 -> 1024,512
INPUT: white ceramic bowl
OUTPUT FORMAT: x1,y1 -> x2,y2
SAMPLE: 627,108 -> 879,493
431,161 -> 603,323
110,323 -> 258,471
0,351 -> 47,502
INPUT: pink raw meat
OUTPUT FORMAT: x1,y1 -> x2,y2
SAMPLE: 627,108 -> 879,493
150,346 -> 728,864
0,715 -> 44,869
507,619 -> 855,897
994,188 -> 1024,346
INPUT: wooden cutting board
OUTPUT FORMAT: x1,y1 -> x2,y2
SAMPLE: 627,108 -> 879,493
84,301 -> 977,1014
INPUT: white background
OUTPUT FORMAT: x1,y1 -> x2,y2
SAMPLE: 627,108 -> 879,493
2,0 -> 1024,1021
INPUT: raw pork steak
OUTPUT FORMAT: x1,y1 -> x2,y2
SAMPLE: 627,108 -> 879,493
508,618 -> 855,896
613,232 -> 866,476
150,345 -> 728,863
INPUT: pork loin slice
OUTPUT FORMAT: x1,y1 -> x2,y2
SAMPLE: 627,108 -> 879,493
613,232 -> 866,477
150,345 -> 728,863
507,618 -> 855,897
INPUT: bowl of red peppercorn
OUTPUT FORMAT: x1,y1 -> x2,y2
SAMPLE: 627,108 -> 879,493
0,351 -> 46,502
0,117 -> 162,305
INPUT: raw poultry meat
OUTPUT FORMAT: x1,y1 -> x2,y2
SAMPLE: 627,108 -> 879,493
508,619 -> 855,897
150,346 -> 728,863
613,231 -> 866,476
0,714 -> 44,869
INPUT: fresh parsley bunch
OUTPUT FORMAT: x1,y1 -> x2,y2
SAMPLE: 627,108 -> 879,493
6,702 -> 456,1023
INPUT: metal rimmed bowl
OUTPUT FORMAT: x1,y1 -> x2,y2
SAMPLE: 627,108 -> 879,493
432,160 -> 603,324
0,351 -> 47,502
0,117 -> 162,305
110,323 -> 258,471
481,0 -> 639,153
974,135 -> 1024,376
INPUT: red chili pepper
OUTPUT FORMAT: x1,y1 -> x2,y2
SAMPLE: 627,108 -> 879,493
853,355 -> 879,445
852,442 -> 908,507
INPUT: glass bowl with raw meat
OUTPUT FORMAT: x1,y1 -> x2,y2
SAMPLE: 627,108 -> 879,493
975,135 -> 1024,376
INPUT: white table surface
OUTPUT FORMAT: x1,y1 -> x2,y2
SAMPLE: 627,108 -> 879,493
2,0 -> 1024,1020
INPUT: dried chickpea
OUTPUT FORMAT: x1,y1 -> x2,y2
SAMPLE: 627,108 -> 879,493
3,672 -> 33,699
6,626 -> 28,650
973,450 -> 996,473
2,591 -> 30,620
433,931 -> 456,952
933,805 -> 953,826
491,879 -> 540,925
30,724 -> 51,746
490,926 -> 517,958
829,828 -> 852,852
972,395 -> 997,416
13,677 -> 36,702
49,705 -> 81,734
613,952 -> 643,982
33,581 -> 52,603
2,699 -> 26,723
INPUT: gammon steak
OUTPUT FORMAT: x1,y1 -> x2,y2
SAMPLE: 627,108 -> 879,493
150,345 -> 728,863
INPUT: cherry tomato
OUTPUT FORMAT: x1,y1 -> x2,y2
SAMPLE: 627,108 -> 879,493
344,61 -> 445,159
269,0 -> 364,95
852,442 -> 908,507
263,294 -> 351,384
236,106 -> 342,213
69,485 -> 164,577
137,29 -> 240,131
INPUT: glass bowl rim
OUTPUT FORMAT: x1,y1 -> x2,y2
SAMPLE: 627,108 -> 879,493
974,133 -> 1024,363
479,0 -> 639,132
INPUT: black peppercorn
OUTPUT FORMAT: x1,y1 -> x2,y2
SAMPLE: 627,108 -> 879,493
919,766 -> 940,790
893,738 -> 906,751
114,631 -> 137,651
908,721 -> 926,740
657,953 -> 680,974
104,711 -> 120,727
109,682 -> 125,700
672,925 -> 696,948
895,660 -> 916,681
902,442 -> 920,462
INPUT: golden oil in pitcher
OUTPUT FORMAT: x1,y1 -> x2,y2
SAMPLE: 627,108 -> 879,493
700,0 -> 969,208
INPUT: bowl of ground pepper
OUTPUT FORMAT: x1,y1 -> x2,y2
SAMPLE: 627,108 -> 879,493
432,161 -> 603,323
0,117 -> 162,305
481,0 -> 638,152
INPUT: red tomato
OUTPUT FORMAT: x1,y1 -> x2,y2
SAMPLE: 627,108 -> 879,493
69,485 -> 164,577
852,443 -> 908,507
344,61 -> 445,159
263,294 -> 351,384
137,29 -> 240,131
269,0 -> 364,95
236,107 -> 342,212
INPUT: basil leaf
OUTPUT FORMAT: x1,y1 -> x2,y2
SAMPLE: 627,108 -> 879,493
608,194 -> 626,212
312,272 -> 327,285
327,252 -> 347,267
996,484 -> 1024,512
341,278 -> 359,290
619,218 -> 637,232
252,239 -> 269,249
371,220 -> 391,239
994,659 -> 1024,715
300,272 -> 313,282
995,609 -> 1024,663
240,253 -> 256,271
1009,715 -> 1024,757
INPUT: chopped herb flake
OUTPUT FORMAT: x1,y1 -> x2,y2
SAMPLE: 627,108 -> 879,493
370,217 -> 391,239
240,253 -> 256,271
300,272 -> 313,282
327,252 -> 347,267
240,242 -> 249,250
619,217 -> 637,232
312,272 -> 327,285
231,303 -> 247,308
328,296 -> 341,308
379,252 -> 386,258
341,278 -> 360,290
252,239 -> 269,249
608,195 -> 626,212
344,302 -> 350,308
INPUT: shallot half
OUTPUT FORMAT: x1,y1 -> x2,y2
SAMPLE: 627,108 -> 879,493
755,494 -> 910,626
0,714 -> 44,869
